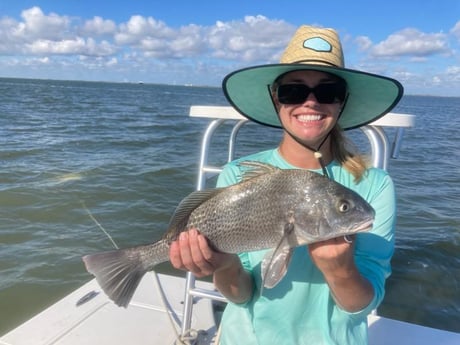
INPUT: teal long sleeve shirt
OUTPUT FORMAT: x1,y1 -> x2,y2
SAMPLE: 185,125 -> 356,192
216,149 -> 396,345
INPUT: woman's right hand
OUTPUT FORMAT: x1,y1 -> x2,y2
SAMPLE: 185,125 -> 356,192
169,228 -> 239,278
169,228 -> 254,304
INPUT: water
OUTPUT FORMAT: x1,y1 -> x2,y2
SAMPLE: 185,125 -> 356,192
0,78 -> 459,335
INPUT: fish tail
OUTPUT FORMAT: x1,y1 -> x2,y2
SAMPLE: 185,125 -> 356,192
82,246 -> 154,308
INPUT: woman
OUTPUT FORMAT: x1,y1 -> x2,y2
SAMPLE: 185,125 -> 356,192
170,25 -> 403,344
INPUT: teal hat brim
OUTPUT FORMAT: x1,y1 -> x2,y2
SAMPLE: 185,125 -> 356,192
223,64 -> 403,130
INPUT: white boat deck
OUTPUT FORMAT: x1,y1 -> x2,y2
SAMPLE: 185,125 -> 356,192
0,273 -> 217,345
1,273 -> 459,345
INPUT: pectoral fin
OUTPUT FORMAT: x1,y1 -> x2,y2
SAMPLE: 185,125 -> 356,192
261,245 -> 294,289
261,222 -> 296,289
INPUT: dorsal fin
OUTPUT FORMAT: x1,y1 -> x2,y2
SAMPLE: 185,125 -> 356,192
164,188 -> 224,241
237,161 -> 280,182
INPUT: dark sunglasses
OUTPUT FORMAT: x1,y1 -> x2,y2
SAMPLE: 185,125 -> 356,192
276,82 -> 347,104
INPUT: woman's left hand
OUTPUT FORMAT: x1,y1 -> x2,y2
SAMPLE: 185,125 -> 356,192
308,235 -> 374,312
308,235 -> 356,277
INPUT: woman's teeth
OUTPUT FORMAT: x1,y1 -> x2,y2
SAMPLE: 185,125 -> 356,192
297,114 -> 322,122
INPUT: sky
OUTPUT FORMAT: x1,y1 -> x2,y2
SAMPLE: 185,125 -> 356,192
0,1 -> 459,96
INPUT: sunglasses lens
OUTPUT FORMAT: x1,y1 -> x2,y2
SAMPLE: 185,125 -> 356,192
277,84 -> 309,104
315,83 -> 347,103
277,82 -> 346,104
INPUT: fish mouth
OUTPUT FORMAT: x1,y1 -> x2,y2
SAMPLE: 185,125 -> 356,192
353,219 -> 374,232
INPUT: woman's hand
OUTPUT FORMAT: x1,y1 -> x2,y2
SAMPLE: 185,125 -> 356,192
309,236 -> 374,312
169,228 -> 254,304
308,235 -> 356,277
169,228 -> 236,277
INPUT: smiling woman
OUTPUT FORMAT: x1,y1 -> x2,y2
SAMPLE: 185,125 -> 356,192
164,25 -> 404,345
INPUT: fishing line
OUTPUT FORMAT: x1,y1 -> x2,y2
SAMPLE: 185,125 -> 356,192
80,200 -> 197,343
80,200 -> 119,249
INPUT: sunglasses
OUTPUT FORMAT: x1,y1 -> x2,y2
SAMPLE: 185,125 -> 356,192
276,82 -> 347,104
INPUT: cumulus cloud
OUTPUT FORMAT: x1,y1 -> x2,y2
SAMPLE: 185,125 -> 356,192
208,15 -> 294,62
0,6 -> 458,95
26,38 -> 86,55
82,16 -> 117,37
354,36 -> 372,51
0,6 -> 117,56
15,6 -> 70,40
370,28 -> 450,57
115,15 -> 174,45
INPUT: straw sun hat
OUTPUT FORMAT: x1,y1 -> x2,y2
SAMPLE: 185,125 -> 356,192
223,25 -> 403,130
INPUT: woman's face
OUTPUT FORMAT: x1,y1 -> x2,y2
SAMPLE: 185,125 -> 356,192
273,70 -> 345,149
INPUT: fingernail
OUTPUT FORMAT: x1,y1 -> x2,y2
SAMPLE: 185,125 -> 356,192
180,232 -> 187,241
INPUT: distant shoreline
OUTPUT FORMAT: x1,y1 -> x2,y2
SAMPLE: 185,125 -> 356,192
0,76 -> 457,98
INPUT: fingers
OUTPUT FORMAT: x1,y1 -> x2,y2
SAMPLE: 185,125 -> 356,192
169,240 -> 182,268
197,232 -> 214,262
308,236 -> 356,276
169,229 -> 214,277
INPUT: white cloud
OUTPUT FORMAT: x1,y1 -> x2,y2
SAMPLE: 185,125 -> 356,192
354,36 -> 372,51
26,38 -> 86,55
138,24 -> 205,59
0,8 -> 118,57
15,6 -> 70,40
207,15 -> 294,62
450,21 -> 460,41
370,28 -> 450,57
115,15 -> 174,45
431,75 -> 441,84
446,65 -> 460,81
106,57 -> 118,66
169,25 -> 205,57
0,6 -> 458,95
82,16 -> 117,37
24,36 -> 117,57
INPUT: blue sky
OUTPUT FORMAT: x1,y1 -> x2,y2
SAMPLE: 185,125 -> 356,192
1,1 -> 459,96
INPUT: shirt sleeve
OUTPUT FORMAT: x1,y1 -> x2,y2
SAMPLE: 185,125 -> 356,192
216,162 -> 241,188
346,171 -> 396,317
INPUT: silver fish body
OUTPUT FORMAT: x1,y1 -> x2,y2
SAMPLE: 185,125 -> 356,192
83,162 -> 375,307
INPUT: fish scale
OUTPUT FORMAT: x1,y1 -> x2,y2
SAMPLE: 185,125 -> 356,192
187,172 -> 303,252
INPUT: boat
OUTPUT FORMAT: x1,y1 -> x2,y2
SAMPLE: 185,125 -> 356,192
1,105 -> 459,345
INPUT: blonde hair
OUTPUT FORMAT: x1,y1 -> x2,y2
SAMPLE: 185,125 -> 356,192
330,125 -> 368,182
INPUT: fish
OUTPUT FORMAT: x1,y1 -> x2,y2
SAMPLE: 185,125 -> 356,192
82,161 -> 375,307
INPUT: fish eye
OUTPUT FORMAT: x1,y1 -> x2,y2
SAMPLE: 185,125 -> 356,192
338,200 -> 352,213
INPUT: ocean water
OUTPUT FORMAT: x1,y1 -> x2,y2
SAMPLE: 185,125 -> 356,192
0,78 -> 458,335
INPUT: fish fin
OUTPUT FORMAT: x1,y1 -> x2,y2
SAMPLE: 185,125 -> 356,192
261,246 -> 294,290
261,222 -> 296,290
165,188 -> 225,241
82,246 -> 151,308
237,161 -> 280,182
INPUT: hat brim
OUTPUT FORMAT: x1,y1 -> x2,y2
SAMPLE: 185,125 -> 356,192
223,64 -> 403,130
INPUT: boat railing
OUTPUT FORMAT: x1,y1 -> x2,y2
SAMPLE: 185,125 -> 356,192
180,105 -> 415,337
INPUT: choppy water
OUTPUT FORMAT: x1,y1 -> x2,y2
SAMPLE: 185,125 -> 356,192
0,78 -> 458,335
